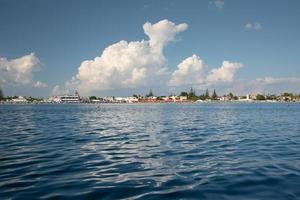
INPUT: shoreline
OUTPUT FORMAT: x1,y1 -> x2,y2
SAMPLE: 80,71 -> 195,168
1,101 -> 299,105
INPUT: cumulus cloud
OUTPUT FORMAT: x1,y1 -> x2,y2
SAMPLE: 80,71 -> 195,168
245,22 -> 262,31
52,85 -> 68,96
169,55 -> 206,86
143,19 -> 188,53
57,19 -> 245,95
62,19 -> 188,94
207,61 -> 243,82
34,81 -> 47,88
0,53 -> 43,85
52,76 -> 80,95
169,55 -> 243,87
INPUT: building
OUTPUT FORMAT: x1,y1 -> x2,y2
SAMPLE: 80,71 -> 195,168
11,96 -> 28,103
179,96 -> 188,101
126,97 -> 139,103
104,96 -> 115,102
59,95 -> 80,103
48,91 -> 81,103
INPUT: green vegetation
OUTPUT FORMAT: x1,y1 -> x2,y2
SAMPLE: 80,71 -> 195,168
89,96 -> 97,100
1,86 -> 299,104
187,87 -> 198,101
27,96 -> 43,102
212,89 -> 218,100
0,87 -> 3,100
156,96 -> 163,100
177,88 -> 221,101
205,89 -> 210,99
146,89 -> 154,97
197,89 -> 211,101
266,94 -> 277,100
179,91 -> 188,97
256,94 -> 266,101
283,92 -> 293,97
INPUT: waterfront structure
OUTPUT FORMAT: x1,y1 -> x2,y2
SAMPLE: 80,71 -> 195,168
11,96 -> 28,103
2,90 -> 300,104
125,97 -> 139,103
59,95 -> 80,103
90,99 -> 104,103
46,91 -> 81,103
104,96 -> 115,102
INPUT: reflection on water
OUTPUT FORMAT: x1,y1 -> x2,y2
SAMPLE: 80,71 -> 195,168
0,103 -> 300,199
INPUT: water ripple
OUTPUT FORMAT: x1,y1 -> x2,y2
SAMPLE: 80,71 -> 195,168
1,103 -> 300,199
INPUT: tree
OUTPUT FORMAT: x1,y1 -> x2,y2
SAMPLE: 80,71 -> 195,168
89,96 -> 97,100
179,91 -> 188,97
188,87 -> 198,101
205,89 -> 210,99
0,87 -> 3,100
228,92 -> 234,99
156,96 -> 163,100
189,87 -> 196,97
212,89 -> 218,100
266,94 -> 276,100
188,87 -> 200,101
283,92 -> 293,97
199,94 -> 206,100
146,89 -> 154,97
256,94 -> 266,101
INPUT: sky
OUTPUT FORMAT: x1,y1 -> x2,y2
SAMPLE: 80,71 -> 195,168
0,0 -> 300,97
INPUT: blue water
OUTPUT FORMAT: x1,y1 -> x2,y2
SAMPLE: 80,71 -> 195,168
0,103 -> 300,200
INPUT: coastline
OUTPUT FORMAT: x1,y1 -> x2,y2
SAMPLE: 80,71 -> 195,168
1,101 -> 299,105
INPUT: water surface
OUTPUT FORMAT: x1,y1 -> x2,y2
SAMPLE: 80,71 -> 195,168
0,103 -> 300,199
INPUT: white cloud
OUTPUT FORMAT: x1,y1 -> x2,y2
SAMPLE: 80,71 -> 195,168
169,56 -> 243,87
212,0 -> 224,9
169,55 -> 206,86
56,19 -> 245,95
207,61 -> 243,82
245,22 -> 262,31
61,19 -> 188,95
52,85 -> 68,96
220,77 -> 300,95
34,81 -> 47,88
143,19 -> 188,53
255,77 -> 300,84
0,53 -> 43,85
253,77 -> 300,94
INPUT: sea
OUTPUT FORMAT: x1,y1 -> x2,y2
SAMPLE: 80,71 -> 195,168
0,103 -> 300,200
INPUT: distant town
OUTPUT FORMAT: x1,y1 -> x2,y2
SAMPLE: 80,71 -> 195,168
0,87 -> 300,104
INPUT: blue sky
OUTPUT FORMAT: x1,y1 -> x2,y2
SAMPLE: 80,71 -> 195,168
0,0 -> 300,96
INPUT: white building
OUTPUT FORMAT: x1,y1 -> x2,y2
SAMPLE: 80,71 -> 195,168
12,96 -> 28,103
179,96 -> 188,101
104,96 -> 115,102
59,95 -> 80,103
125,97 -> 139,103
